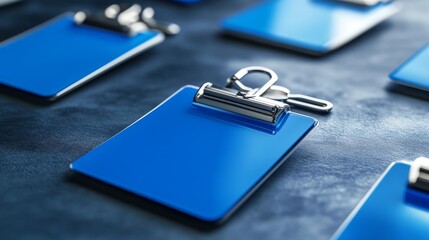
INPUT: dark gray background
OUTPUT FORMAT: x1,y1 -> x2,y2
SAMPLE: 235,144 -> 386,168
1,0 -> 428,239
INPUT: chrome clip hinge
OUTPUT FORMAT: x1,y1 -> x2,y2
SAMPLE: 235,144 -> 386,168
194,66 -> 333,123
409,157 -> 429,193
74,4 -> 180,36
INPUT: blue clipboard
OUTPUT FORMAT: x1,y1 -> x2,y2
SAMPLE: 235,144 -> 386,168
332,158 -> 429,239
71,86 -> 317,225
0,11 -> 164,101
390,43 -> 429,91
70,67 -> 333,226
221,0 -> 400,55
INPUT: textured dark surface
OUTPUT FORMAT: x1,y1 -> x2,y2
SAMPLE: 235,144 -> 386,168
1,0 -> 429,239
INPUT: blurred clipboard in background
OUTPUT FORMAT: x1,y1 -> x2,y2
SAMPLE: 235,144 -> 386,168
221,0 -> 400,55
0,4 -> 179,101
0,0 -> 21,7
71,67 -> 333,227
332,157 -> 429,240
390,43 -> 429,92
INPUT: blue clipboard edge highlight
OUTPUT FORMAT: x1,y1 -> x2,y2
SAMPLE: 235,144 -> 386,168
70,85 -> 319,226
0,13 -> 165,101
389,43 -> 429,92
330,160 -> 411,240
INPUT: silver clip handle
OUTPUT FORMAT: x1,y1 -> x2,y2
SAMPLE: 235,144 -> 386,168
287,94 -> 334,113
263,85 -> 333,113
227,66 -> 278,98
225,66 -> 333,113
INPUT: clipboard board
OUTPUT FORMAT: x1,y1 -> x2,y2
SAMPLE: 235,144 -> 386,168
71,67 -> 333,226
0,4 -> 178,101
333,157 -> 429,239
221,0 -> 400,55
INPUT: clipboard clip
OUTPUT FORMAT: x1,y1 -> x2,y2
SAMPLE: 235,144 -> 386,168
194,66 -> 333,123
74,4 -> 180,36
409,157 -> 429,193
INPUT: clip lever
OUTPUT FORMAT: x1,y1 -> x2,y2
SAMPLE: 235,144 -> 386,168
262,85 -> 334,113
74,4 -> 180,36
227,66 -> 279,98
194,66 -> 333,123
228,67 -> 333,113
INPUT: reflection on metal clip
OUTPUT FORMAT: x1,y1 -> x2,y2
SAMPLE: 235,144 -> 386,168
74,4 -> 180,36
194,66 -> 333,123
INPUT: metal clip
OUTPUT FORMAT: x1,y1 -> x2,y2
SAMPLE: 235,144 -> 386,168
409,157 -> 429,193
74,4 -> 180,36
194,66 -> 333,123
194,67 -> 288,123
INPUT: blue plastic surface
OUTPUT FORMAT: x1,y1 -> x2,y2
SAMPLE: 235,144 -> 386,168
333,162 -> 429,239
71,86 -> 318,222
221,0 -> 400,54
390,43 -> 429,91
0,13 -> 163,99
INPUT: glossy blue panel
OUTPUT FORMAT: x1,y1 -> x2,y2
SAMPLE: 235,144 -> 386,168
333,162 -> 429,240
71,86 -> 318,222
221,0 -> 399,54
390,43 -> 429,91
0,14 -> 163,99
